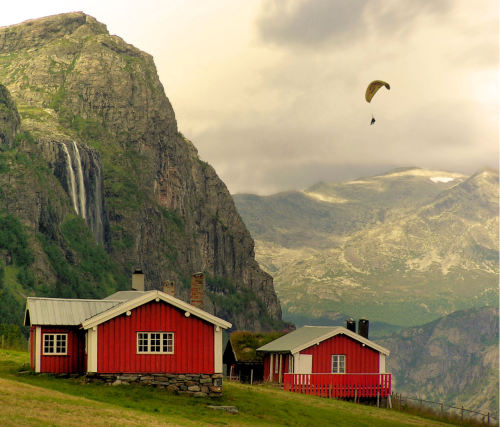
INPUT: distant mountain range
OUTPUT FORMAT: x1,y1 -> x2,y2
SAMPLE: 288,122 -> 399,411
234,167 -> 499,329
381,306 -> 498,416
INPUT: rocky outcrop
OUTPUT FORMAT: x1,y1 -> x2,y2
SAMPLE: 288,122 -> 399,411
0,12 -> 282,330
0,83 -> 20,147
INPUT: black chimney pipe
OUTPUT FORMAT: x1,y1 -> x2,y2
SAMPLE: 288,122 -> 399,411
346,317 -> 356,332
358,318 -> 369,339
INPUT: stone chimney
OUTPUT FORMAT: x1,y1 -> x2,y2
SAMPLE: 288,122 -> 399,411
162,281 -> 175,296
190,272 -> 204,309
131,269 -> 145,291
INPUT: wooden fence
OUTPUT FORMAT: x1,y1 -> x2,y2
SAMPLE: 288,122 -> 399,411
392,392 -> 499,426
283,373 -> 391,398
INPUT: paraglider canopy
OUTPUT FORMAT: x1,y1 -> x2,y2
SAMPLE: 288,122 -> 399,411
365,80 -> 390,103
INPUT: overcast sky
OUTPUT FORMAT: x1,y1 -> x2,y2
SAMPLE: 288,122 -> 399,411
1,1 -> 498,194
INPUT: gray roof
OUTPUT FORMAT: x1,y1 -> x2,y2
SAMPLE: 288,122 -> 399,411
257,325 -> 390,355
103,291 -> 150,301
257,326 -> 340,353
25,297 -> 123,326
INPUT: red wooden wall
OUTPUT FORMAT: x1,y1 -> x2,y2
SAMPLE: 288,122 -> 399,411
263,354 -> 290,382
97,300 -> 214,374
30,326 -> 34,369
301,334 -> 379,373
37,326 -> 85,374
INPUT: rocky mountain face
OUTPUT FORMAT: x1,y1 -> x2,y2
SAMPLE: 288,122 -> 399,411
380,306 -> 499,416
0,12 -> 282,331
234,168 -> 498,328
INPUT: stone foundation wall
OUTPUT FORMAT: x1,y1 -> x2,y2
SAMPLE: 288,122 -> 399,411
85,372 -> 223,397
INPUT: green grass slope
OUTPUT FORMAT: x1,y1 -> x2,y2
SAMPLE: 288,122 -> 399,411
0,349 -> 458,427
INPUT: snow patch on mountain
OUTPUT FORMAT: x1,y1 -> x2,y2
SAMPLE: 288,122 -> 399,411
430,177 -> 455,183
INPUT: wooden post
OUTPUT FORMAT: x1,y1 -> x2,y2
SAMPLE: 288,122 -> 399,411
250,369 -> 254,385
461,406 -> 464,421
387,394 -> 392,409
377,392 -> 380,408
488,412 -> 490,425
229,365 -> 233,382
278,354 -> 282,384
354,389 -> 357,403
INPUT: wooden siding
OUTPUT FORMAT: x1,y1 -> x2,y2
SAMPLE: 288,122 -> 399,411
263,353 -> 290,383
39,326 -> 85,374
30,326 -> 34,369
97,300 -> 214,373
301,334 -> 379,373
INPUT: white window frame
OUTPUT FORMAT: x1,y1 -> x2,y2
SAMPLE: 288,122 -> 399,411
136,332 -> 174,354
43,333 -> 68,355
331,354 -> 346,373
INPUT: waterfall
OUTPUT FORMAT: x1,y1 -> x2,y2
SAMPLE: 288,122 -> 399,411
71,141 -> 87,219
61,143 -> 79,215
57,141 -> 106,246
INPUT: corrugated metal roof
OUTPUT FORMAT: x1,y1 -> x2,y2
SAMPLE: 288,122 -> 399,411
256,325 -> 390,355
25,298 -> 123,326
257,326 -> 339,352
103,291 -> 149,301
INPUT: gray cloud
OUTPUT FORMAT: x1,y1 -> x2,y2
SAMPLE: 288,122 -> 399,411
256,0 -> 455,48
257,0 -> 369,47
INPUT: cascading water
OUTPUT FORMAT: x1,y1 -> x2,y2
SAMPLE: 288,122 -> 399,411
71,141 -> 87,219
61,143 -> 79,215
57,141 -> 106,246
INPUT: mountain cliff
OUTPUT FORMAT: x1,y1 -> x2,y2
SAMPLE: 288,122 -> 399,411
234,168 -> 498,328
381,306 -> 499,416
0,12 -> 282,330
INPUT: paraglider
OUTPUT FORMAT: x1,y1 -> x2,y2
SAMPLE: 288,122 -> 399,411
365,80 -> 390,125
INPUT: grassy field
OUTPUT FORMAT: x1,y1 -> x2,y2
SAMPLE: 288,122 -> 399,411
0,349 -> 460,426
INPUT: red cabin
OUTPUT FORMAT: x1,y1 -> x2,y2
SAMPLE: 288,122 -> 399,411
24,286 -> 231,383
257,325 -> 391,399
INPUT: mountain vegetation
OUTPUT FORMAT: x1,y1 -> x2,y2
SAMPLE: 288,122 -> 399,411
234,167 -> 499,329
0,12 -> 283,333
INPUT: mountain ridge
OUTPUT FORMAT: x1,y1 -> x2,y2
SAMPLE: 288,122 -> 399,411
234,167 -> 498,328
0,12 -> 282,331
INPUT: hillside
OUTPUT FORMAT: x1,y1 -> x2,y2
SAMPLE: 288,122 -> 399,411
0,13 -> 282,331
234,168 -> 499,327
0,349 -> 460,426
381,306 -> 499,416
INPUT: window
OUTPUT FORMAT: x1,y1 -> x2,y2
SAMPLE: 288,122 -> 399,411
43,334 -> 67,355
137,332 -> 174,354
331,355 -> 345,373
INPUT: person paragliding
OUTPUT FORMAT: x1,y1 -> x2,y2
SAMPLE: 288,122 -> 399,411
365,80 -> 390,125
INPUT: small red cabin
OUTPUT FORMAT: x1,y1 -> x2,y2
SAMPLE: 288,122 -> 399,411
257,325 -> 391,399
24,289 -> 231,376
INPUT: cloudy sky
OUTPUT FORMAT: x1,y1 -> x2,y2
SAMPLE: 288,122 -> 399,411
1,1 -> 498,194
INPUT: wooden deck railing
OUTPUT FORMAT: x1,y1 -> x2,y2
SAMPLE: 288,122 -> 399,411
283,373 -> 391,398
